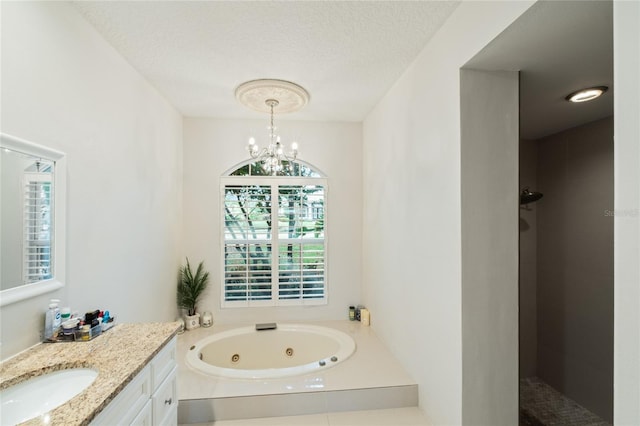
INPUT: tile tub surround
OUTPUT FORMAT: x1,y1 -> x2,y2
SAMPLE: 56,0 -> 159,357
0,322 -> 180,425
177,320 -> 418,422
190,407 -> 432,426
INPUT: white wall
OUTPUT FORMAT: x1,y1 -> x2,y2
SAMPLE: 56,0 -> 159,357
183,118 -> 362,324
460,69 -> 519,425
362,3 -> 534,424
0,2 -> 183,359
613,1 -> 640,423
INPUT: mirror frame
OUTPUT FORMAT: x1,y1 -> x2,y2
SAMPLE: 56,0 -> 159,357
0,133 -> 66,306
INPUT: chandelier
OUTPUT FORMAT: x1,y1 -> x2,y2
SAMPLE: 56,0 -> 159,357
235,79 -> 310,175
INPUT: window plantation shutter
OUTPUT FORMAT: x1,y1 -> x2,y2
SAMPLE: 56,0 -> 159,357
277,185 -> 325,300
221,171 -> 326,307
224,185 -> 273,302
23,174 -> 53,284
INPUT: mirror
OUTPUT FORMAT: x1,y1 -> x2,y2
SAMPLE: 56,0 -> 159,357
0,133 -> 66,306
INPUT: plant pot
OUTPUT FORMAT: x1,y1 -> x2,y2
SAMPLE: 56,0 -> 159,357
185,313 -> 200,330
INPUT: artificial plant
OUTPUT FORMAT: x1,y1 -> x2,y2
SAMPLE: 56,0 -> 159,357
177,258 -> 209,316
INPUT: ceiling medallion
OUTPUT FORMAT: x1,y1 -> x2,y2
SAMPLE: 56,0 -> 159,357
234,79 -> 310,114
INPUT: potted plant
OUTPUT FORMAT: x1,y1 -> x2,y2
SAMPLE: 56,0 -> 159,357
177,258 -> 209,330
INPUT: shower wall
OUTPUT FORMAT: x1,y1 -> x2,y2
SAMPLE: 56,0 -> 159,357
519,138 -> 538,379
535,116 -> 614,422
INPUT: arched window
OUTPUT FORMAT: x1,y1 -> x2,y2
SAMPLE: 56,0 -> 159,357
221,160 -> 327,307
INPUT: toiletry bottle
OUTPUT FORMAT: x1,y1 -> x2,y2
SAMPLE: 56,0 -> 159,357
44,304 -> 54,340
361,308 -> 370,326
60,306 -> 71,322
51,299 -> 62,337
356,305 -> 364,321
44,301 -> 60,340
349,306 -> 356,321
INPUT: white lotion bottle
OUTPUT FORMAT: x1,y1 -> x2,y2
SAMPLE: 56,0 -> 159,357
45,299 -> 62,339
44,303 -> 56,340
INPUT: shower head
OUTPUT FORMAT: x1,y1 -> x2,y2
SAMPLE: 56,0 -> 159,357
520,188 -> 543,205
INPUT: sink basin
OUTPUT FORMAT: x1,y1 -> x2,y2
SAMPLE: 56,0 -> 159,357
0,368 -> 98,425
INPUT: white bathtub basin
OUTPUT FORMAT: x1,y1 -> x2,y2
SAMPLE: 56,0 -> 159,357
0,368 -> 98,425
186,323 -> 356,379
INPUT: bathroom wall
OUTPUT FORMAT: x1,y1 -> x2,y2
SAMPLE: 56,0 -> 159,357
613,1 -> 640,422
536,116 -> 614,421
0,2 -> 183,359
362,2 -> 534,425
519,139 -> 538,378
182,117 -> 362,324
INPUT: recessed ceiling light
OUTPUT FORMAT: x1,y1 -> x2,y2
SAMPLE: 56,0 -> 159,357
565,86 -> 608,103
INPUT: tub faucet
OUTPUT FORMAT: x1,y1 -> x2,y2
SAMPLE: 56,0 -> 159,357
255,323 -> 277,331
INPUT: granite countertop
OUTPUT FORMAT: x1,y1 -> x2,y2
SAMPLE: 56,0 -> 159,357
0,321 -> 180,426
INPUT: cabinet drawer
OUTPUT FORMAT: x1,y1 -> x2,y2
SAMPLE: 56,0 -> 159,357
91,365 -> 151,425
151,336 -> 176,390
152,367 -> 177,426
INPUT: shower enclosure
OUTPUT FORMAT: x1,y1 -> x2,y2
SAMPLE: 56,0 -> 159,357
518,117 -> 614,425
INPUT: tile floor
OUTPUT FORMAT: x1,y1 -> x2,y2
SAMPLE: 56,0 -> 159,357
519,377 -> 610,426
184,407 -> 431,426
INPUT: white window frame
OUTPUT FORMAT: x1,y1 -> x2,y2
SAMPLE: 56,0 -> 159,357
221,169 -> 328,308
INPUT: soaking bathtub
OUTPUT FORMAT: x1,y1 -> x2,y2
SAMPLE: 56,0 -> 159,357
177,320 -> 419,423
185,323 -> 356,379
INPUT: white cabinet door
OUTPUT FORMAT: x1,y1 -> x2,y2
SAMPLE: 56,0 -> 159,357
152,368 -> 177,426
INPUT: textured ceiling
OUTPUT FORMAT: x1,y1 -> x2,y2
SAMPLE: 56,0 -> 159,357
71,1 -> 460,122
70,1 -> 613,137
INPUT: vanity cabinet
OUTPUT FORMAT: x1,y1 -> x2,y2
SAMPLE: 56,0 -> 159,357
151,337 -> 178,426
91,337 -> 177,425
